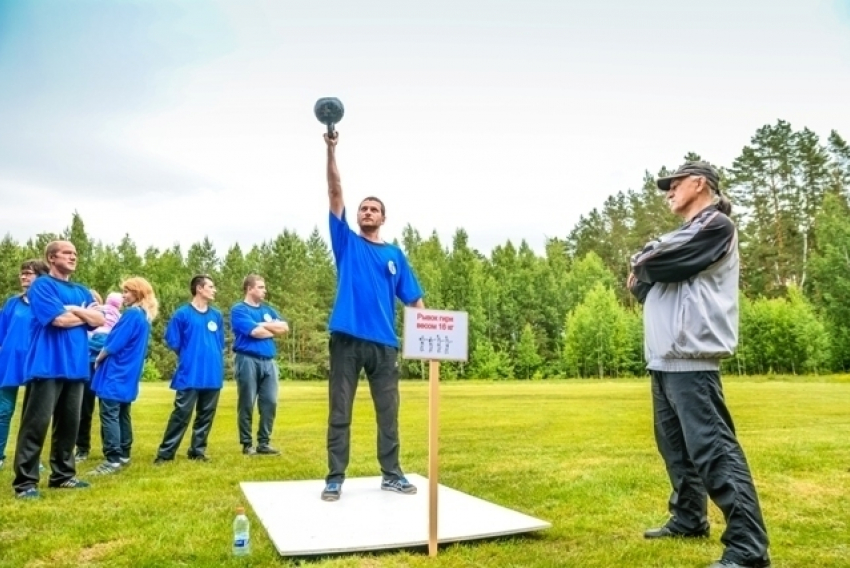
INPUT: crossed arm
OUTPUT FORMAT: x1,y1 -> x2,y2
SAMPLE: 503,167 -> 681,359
52,306 -> 106,329
627,212 -> 735,303
250,320 -> 289,339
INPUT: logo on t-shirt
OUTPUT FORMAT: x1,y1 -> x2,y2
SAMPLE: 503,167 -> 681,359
387,260 -> 396,275
263,313 -> 272,322
207,321 -> 218,332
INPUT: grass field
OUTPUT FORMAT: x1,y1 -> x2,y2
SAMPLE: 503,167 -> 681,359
1,376 -> 849,567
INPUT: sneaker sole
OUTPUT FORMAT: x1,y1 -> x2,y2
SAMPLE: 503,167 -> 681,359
381,486 -> 417,495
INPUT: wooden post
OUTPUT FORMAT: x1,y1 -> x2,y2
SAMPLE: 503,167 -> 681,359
428,359 -> 440,557
401,307 -> 468,559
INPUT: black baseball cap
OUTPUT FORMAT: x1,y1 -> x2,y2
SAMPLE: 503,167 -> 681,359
656,161 -> 720,193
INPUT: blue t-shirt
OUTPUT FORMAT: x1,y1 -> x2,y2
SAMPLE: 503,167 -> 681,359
165,303 -> 225,391
24,275 -> 95,382
91,307 -> 151,403
230,302 -> 285,359
0,295 -> 34,388
328,209 -> 423,348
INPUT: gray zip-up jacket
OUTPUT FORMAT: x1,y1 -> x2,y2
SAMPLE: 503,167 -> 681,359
628,205 -> 739,372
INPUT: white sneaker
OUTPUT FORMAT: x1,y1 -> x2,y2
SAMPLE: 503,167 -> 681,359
90,462 -> 121,475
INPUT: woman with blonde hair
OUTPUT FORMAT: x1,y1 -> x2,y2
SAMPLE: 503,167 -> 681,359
88,277 -> 158,475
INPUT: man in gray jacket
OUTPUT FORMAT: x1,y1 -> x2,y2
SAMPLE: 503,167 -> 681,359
628,161 -> 770,568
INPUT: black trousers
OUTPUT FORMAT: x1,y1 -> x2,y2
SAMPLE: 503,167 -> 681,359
326,332 -> 403,483
75,367 -> 97,453
12,379 -> 84,492
156,388 -> 220,459
651,370 -> 769,565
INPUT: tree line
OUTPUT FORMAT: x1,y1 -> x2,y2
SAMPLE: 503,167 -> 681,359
2,119 -> 849,380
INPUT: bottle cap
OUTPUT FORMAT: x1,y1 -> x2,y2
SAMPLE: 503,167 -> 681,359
236,506 -> 245,514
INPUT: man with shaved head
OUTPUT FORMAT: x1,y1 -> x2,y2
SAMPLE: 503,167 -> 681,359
12,240 -> 105,499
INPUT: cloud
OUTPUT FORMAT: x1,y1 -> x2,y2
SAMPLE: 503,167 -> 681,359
0,131 -> 221,200
0,1 -> 233,201
1,0 -> 848,259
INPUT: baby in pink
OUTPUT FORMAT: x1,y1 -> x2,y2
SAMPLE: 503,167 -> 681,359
91,292 -> 123,335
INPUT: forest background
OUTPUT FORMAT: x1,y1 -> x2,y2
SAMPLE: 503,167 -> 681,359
2,119 -> 849,383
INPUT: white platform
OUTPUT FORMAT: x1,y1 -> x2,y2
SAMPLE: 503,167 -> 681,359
240,473 -> 551,557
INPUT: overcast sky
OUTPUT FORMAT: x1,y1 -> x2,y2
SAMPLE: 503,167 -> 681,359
1,0 -> 848,256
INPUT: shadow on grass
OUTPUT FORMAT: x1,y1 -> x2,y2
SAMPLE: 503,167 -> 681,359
281,533 -> 546,565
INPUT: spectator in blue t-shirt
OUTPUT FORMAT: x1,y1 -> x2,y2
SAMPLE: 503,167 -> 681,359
0,259 -> 49,471
320,131 -> 425,502
89,277 -> 158,475
154,275 -> 225,464
229,274 -> 289,456
12,240 -> 106,499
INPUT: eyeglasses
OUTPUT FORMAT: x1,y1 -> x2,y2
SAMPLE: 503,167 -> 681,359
20,271 -> 35,277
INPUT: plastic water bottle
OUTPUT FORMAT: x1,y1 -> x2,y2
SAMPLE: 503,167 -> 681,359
232,506 -> 251,556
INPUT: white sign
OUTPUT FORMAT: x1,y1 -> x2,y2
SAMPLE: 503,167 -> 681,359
402,307 -> 469,362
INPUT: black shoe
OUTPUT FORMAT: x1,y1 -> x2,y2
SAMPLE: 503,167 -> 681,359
644,526 -> 710,539
242,445 -> 256,456
153,456 -> 173,465
48,477 -> 91,489
256,444 -> 280,455
188,454 -> 210,462
708,560 -> 770,568
321,481 -> 342,501
75,450 -> 89,462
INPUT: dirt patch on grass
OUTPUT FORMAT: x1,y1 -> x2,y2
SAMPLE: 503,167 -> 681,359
24,538 -> 133,568
788,478 -> 844,500
78,538 -> 133,563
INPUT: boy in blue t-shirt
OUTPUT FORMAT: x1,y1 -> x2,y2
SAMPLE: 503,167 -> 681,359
12,241 -> 106,499
154,275 -> 225,464
229,274 -> 288,456
320,131 -> 425,502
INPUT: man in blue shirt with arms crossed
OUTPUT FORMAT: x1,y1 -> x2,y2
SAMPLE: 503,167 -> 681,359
230,274 -> 288,456
321,131 -> 425,502
12,241 -> 105,499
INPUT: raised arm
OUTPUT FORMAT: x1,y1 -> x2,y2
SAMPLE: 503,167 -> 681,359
326,133 -> 344,219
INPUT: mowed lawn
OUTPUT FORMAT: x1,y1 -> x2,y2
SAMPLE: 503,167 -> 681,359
1,377 -> 849,568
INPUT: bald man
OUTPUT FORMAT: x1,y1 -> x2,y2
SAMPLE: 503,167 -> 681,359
12,241 -> 105,499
